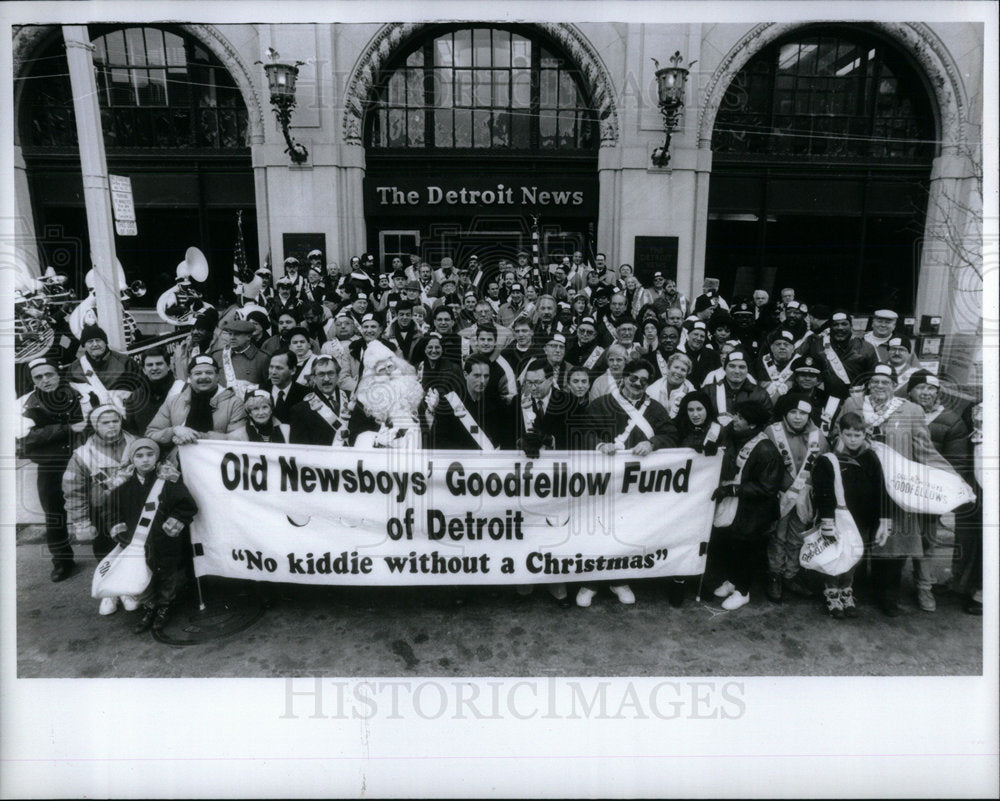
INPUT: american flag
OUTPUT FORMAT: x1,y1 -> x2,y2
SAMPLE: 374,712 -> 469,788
232,210 -> 252,303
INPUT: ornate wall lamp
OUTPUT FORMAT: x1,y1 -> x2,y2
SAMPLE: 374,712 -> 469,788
259,48 -> 309,165
650,52 -> 694,168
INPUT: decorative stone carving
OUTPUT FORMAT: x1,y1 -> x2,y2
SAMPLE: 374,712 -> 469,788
342,22 -> 619,146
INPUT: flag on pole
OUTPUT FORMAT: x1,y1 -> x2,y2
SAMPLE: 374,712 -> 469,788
232,210 -> 252,304
531,213 -> 542,289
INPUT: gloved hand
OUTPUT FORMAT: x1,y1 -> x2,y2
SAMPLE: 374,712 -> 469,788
703,441 -> 719,457
110,522 -> 129,545
711,484 -> 736,502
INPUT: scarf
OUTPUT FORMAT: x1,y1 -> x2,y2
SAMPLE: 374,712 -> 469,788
185,388 -> 215,432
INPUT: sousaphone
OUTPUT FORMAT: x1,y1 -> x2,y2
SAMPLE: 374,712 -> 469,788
156,246 -> 214,327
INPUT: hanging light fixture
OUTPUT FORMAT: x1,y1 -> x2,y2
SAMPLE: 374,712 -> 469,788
259,47 -> 309,165
651,52 -> 694,168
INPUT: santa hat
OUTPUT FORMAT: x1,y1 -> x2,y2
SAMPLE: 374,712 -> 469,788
362,340 -> 397,371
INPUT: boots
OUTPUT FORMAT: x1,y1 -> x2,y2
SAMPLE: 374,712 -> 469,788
916,582 -> 936,612
880,587 -> 900,617
134,606 -> 157,634
839,587 -> 858,618
152,606 -> 171,633
824,588 -> 844,619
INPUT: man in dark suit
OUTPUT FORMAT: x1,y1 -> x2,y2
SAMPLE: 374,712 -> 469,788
287,355 -> 351,445
515,358 -> 576,457
259,350 -> 309,423
425,354 -> 512,450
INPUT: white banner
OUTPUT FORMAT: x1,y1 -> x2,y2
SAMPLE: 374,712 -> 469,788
180,441 -> 723,586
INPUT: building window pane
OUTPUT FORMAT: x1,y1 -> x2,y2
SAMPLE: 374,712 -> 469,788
713,29 -> 933,162
367,25 -> 597,152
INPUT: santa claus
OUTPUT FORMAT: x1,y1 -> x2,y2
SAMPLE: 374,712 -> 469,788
348,340 -> 426,448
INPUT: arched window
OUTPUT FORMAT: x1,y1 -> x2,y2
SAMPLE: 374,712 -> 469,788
706,27 -> 937,314
366,25 -> 598,151
712,30 -> 935,162
21,26 -> 249,150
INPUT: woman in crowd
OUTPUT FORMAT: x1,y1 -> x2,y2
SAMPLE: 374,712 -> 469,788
242,390 -> 289,443
646,352 -> 695,418
675,390 -> 721,454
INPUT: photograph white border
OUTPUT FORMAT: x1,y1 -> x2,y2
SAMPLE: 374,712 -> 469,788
2,1 -> 997,797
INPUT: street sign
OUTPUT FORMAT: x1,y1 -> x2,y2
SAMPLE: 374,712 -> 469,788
109,173 -> 137,235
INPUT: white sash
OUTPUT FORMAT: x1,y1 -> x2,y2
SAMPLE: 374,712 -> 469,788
495,356 -> 517,400
924,404 -> 945,425
221,347 -> 237,387
792,329 -> 813,354
822,333 -> 851,386
130,477 -> 166,547
445,391 -> 496,451
715,382 -> 730,424
608,382 -> 655,447
769,425 -> 821,517
79,354 -> 112,403
713,432 -> 767,527
582,345 -> 605,371
762,353 -> 794,399
221,347 -> 256,395
655,351 -> 669,378
310,391 -> 349,446
819,396 -> 840,436
862,396 -> 904,431
295,354 -> 318,386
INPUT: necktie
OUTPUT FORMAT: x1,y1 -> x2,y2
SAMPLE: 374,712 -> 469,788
532,398 -> 541,420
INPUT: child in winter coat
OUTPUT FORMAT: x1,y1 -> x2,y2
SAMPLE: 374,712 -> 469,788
811,412 -> 892,618
106,438 -> 198,634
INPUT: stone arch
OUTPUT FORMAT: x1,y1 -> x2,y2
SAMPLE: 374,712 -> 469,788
696,22 -> 969,155
341,22 -> 620,147
12,23 -> 266,145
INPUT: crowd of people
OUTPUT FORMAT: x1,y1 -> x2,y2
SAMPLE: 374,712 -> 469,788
17,247 -> 984,633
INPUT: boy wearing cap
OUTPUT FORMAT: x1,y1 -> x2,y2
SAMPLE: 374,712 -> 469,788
764,393 -> 829,602
67,324 -> 143,405
839,364 -> 954,614
18,358 -> 91,581
107,439 -> 197,633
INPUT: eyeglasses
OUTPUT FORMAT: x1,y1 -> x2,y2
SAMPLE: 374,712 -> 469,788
626,374 -> 650,386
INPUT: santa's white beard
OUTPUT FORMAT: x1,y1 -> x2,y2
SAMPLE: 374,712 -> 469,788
355,368 -> 424,425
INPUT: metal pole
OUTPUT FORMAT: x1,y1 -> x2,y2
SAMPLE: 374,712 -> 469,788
63,25 -> 125,350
